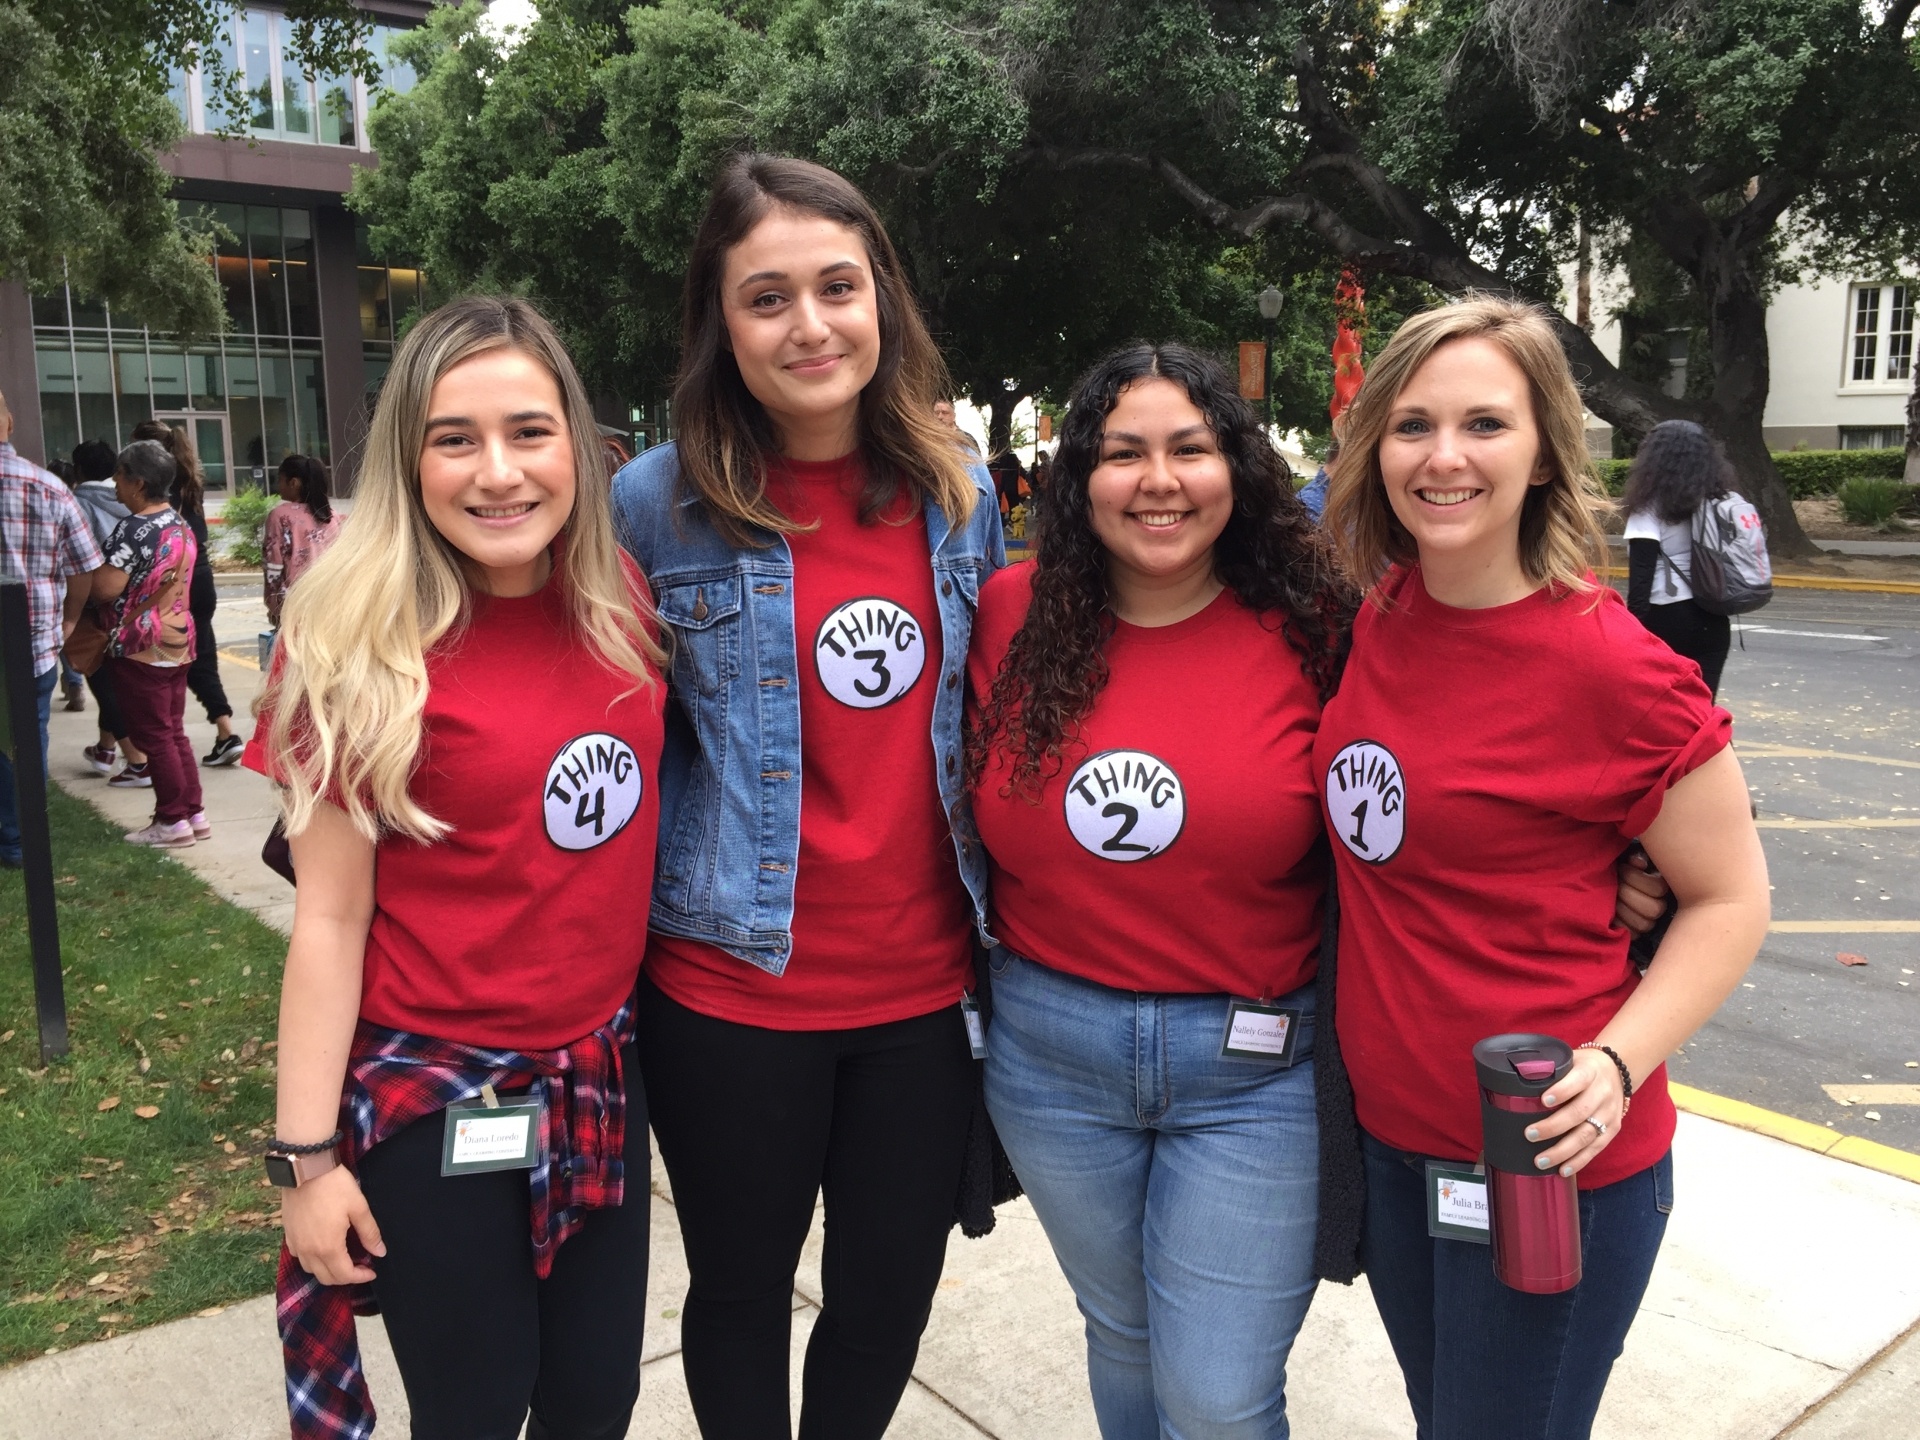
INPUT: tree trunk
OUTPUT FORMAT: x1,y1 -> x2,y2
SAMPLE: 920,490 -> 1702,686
970,380 -> 1030,457
1906,372 -> 1920,486
1698,265 -> 1819,558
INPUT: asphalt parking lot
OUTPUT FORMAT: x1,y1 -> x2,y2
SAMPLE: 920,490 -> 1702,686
1656,587 -> 1920,1156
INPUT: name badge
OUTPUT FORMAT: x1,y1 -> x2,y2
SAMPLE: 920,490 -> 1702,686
440,1086 -> 545,1177
1219,1001 -> 1301,1065
960,993 -> 988,1060
1426,1162 -> 1490,1244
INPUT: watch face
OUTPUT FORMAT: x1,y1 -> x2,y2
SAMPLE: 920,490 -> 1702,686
264,1153 -> 299,1188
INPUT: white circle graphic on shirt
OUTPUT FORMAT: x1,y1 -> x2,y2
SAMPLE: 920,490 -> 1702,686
1324,739 -> 1405,864
814,597 -> 926,708
543,733 -> 643,852
1063,750 -> 1185,862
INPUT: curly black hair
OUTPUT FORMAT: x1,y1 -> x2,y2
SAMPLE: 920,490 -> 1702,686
968,342 -> 1359,799
1620,420 -> 1733,525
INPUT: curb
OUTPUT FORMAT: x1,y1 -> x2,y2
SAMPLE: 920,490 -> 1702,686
1670,1083 -> 1920,1185
1597,565 -> 1920,595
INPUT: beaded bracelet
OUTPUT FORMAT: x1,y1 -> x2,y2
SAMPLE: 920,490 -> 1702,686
268,1129 -> 344,1155
1578,1043 -> 1634,1119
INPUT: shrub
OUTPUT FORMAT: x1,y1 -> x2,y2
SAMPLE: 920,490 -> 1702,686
1836,476 -> 1913,528
1773,448 -> 1905,497
1598,447 -> 1902,501
219,486 -> 274,567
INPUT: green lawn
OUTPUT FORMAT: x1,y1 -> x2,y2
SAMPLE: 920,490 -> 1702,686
0,786 -> 288,1365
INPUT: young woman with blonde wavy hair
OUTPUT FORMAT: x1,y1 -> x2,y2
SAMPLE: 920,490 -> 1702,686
1318,296 -> 1769,1437
612,153 -> 1003,1439
249,294 -> 667,1440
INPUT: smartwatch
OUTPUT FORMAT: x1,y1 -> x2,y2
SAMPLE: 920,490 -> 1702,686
265,1131 -> 343,1188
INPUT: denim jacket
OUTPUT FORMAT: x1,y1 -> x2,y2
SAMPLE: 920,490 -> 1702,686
612,442 -> 1005,974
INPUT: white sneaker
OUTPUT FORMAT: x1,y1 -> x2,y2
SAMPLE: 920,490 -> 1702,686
188,811 -> 212,840
125,819 -> 195,849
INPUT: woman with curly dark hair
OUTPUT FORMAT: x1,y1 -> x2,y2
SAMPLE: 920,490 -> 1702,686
1620,419 -> 1735,697
965,341 -> 1361,1437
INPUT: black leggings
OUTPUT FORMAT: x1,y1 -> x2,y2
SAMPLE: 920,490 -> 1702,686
187,575 -> 232,723
85,666 -> 127,741
636,973 -> 976,1440
1636,597 -> 1731,700
355,1045 -> 650,1440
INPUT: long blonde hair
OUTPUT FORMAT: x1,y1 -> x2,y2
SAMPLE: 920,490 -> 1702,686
1325,295 -> 1608,600
264,295 -> 663,842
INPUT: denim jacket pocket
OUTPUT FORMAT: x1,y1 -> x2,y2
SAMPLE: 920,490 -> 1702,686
657,576 -> 743,696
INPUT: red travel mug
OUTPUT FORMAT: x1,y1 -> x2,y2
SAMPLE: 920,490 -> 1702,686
1474,1034 -> 1582,1294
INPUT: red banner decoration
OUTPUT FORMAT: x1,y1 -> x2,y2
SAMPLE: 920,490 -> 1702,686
1330,268 -> 1367,422
1238,341 -> 1268,400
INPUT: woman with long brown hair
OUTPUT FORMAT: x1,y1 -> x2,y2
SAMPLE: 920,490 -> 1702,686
965,342 -> 1360,1437
611,154 -> 1002,1439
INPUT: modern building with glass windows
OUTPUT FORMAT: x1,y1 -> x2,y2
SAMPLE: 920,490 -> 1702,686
0,2 -> 429,492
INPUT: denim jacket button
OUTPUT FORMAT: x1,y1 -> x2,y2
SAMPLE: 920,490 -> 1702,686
945,672 -> 958,690
946,753 -> 957,774
942,580 -> 953,597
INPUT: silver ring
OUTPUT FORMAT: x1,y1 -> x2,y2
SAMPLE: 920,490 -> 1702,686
1586,1117 -> 1607,1137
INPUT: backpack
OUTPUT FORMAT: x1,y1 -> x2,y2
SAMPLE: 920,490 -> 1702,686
1683,493 -> 1772,616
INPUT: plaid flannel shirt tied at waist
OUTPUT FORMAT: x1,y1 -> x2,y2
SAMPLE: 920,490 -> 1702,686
276,996 -> 637,1440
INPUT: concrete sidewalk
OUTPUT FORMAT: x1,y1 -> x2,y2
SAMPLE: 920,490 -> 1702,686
7,639 -> 1920,1438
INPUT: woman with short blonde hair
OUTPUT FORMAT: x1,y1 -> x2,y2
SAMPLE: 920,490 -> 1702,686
1314,294 -> 1769,1437
253,294 -> 667,1440
1325,295 -> 1609,596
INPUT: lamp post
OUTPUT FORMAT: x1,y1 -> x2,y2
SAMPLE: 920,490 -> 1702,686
1257,285 -> 1285,432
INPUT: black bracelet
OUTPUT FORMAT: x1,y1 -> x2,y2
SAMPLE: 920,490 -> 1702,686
269,1129 -> 343,1155
1579,1043 -> 1634,1116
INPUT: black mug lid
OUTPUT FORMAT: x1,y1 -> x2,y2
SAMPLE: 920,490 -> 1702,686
1474,1033 -> 1574,1094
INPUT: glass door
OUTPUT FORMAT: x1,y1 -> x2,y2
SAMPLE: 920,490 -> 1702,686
152,411 -> 233,493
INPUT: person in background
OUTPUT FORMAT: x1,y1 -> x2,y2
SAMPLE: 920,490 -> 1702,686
130,420 -> 241,765
46,459 -> 89,712
1621,420 -> 1734,699
1295,436 -> 1339,523
934,398 -> 983,456
92,440 -> 204,848
0,388 -> 103,869
988,448 -> 1028,520
68,441 -> 148,782
264,455 -> 345,629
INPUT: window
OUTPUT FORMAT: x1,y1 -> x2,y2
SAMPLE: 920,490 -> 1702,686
168,8 -> 389,147
1847,283 -> 1916,385
31,207 -> 333,477
1838,427 -> 1907,450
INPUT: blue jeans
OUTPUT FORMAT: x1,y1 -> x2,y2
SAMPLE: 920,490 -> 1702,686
1360,1131 -> 1673,1440
0,665 -> 58,864
984,952 -> 1320,1440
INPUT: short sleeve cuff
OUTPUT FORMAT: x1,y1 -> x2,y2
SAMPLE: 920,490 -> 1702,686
1620,705 -> 1733,839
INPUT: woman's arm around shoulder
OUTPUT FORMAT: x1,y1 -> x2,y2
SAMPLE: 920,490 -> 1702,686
1530,746 -> 1770,1174
276,800 -> 385,1286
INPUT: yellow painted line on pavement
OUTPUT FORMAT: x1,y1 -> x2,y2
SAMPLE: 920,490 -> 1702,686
1738,744 -> 1920,771
1822,1085 -> 1920,1106
1769,920 -> 1920,933
1670,1083 -> 1920,1185
1755,817 -> 1920,829
218,644 -> 260,672
1599,565 -> 1920,595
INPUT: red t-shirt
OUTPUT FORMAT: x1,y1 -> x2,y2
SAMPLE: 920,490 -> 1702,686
969,565 -> 1325,996
246,575 -> 665,1049
644,452 -> 973,1029
1316,567 -> 1731,1188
